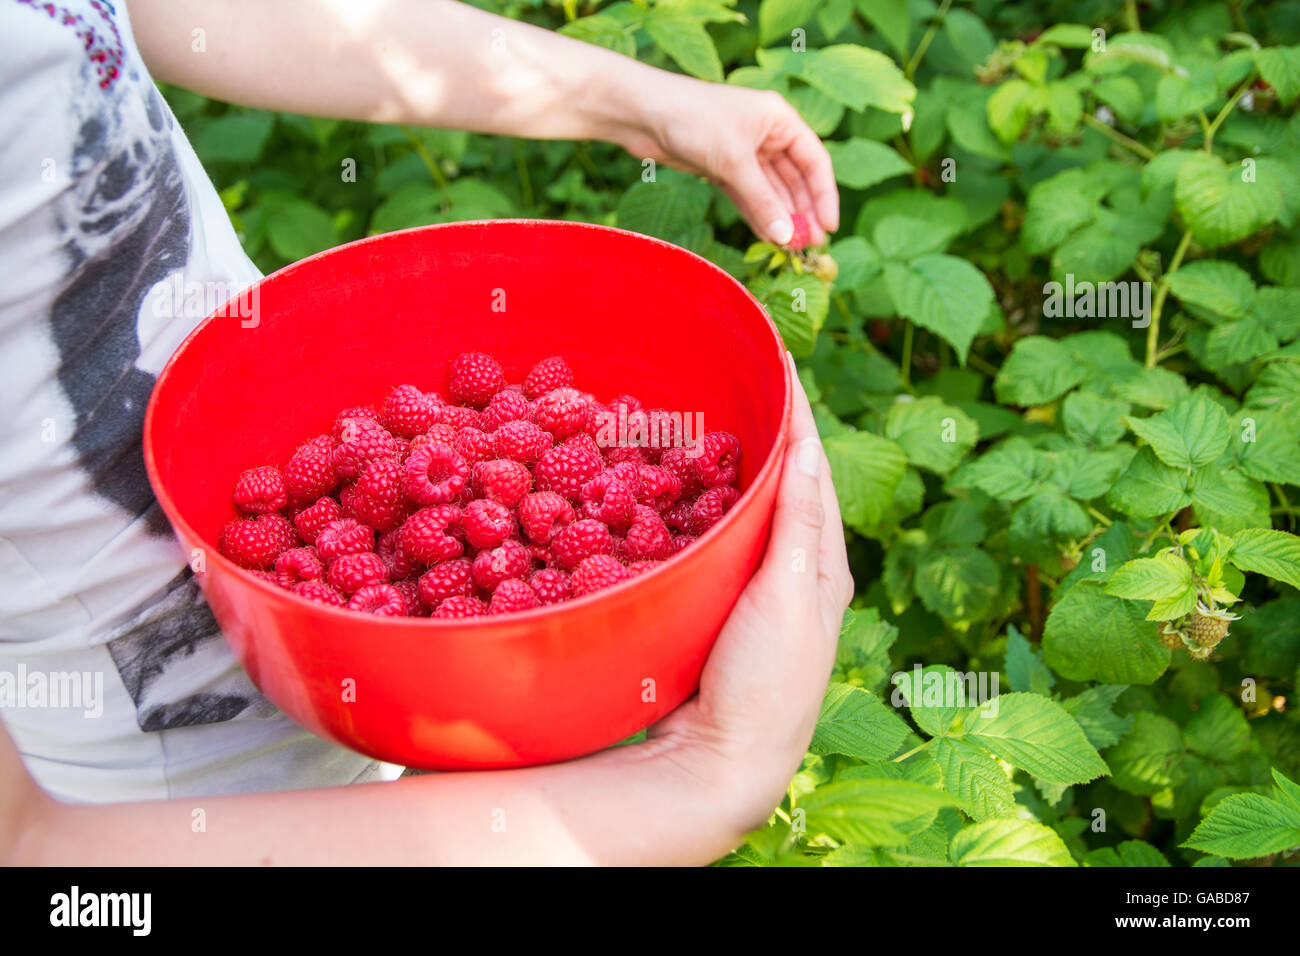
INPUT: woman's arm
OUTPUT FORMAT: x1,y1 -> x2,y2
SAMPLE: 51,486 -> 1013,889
4,358 -> 850,866
124,0 -> 838,246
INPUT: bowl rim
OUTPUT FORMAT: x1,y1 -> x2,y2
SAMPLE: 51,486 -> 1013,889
144,218 -> 793,629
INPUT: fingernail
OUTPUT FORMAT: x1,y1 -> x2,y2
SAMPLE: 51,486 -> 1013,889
796,437 -> 821,477
768,218 -> 793,245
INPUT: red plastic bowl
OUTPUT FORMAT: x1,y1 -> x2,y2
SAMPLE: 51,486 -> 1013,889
144,220 -> 790,769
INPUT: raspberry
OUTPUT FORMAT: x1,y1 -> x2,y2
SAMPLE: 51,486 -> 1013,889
400,505 -> 464,564
403,443 -> 469,505
391,578 -> 425,616
1187,613 -> 1231,647
622,511 -> 673,561
607,462 -> 643,497
493,420 -> 553,464
220,514 -> 295,569
439,405 -> 481,430
327,551 -> 390,595
658,448 -> 703,500
580,473 -> 636,530
608,394 -> 642,415
275,547 -> 325,588
480,390 -> 533,432
662,500 -> 693,533
671,534 -> 696,554
293,496 -> 343,544
233,465 -> 288,514
471,539 -> 531,591
292,580 -> 347,607
1159,625 -> 1184,650
489,578 -> 541,614
626,559 -> 663,576
417,558 -> 475,607
348,456 -> 407,532
376,527 -> 418,579
247,569 -> 278,585
525,541 -> 552,565
349,584 -> 406,617
523,356 -> 575,400
462,498 -> 516,549
534,387 -> 590,438
582,400 -> 610,440
570,554 -> 633,598
564,432 -> 603,461
517,491 -> 575,544
332,418 -> 399,480
455,427 -> 496,465
637,465 -> 682,512
603,445 -> 647,467
687,486 -> 741,535
283,444 -> 339,506
332,406 -> 380,438
788,212 -> 811,250
642,409 -> 683,453
534,445 -> 602,501
550,518 -> 613,571
449,351 -> 505,408
528,568 -> 571,605
380,384 -> 440,437
432,595 -> 487,619
473,459 -> 531,507
316,518 -> 375,562
696,431 -> 741,487
411,423 -> 460,453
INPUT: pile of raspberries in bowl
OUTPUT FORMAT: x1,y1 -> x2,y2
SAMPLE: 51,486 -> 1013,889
218,352 -> 743,619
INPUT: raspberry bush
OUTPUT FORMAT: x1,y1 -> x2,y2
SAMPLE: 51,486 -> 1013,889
171,0 -> 1300,866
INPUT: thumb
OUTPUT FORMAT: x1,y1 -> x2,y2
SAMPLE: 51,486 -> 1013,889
761,435 -> 825,587
728,157 -> 794,245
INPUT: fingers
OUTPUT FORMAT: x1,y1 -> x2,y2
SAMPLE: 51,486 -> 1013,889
783,121 -> 840,235
760,356 -> 826,588
727,155 -> 796,246
771,153 -> 825,246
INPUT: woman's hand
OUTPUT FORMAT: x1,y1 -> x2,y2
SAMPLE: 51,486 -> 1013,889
614,78 -> 840,248
646,353 -> 854,830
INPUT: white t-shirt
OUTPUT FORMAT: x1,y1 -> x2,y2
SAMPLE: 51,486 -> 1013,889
0,0 -> 400,801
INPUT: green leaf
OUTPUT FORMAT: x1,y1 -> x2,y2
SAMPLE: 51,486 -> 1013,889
822,430 -> 907,530
1256,46 -> 1300,106
811,683 -> 912,761
1205,317 -> 1280,367
558,13 -> 637,57
1062,392 -> 1129,449
874,214 -> 956,259
1004,624 -> 1055,696
1036,24 -> 1095,48
915,546 -> 1001,624
1189,467 -> 1271,534
1043,580 -> 1170,684
882,396 -> 978,474
800,780 -> 960,847
798,44 -> 916,114
615,174 -> 712,249
758,0 -> 819,45
266,197 -> 336,261
1229,528 -> 1300,590
644,10 -> 723,81
932,736 -> 1015,821
1155,66 -> 1218,122
1105,553 -> 1196,621
949,439 -> 1042,500
1184,694 -> 1252,762
1094,75 -> 1143,123
193,111 -> 274,164
834,606 -> 898,691
892,663 -> 979,737
994,336 -> 1086,406
752,270 -> 830,357
1086,840 -> 1170,867
1046,81 -> 1083,134
987,79 -> 1034,144
1050,224 -> 1140,285
964,693 -> 1109,785
1175,152 -> 1281,248
1166,261 -> 1255,321
950,818 -> 1076,867
1231,408 -> 1300,485
884,256 -> 993,363
1106,446 -> 1192,518
1183,769 -> 1300,859
1084,31 -> 1174,73
855,0 -> 910,58
1108,712 -> 1186,795
1062,685 -> 1133,751
824,138 -> 913,190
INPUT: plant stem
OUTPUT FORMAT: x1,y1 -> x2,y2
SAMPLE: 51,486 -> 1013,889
1204,78 -> 1255,151
905,0 -> 954,79
1088,506 -> 1113,527
900,320 -> 915,387
400,126 -> 449,191
513,140 -> 534,209
1082,113 -> 1157,160
965,350 -> 999,377
1146,230 -> 1194,367
1123,0 -> 1140,31
892,740 -> 931,763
